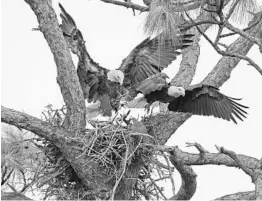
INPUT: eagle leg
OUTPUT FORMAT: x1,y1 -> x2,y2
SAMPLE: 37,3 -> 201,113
144,103 -> 153,114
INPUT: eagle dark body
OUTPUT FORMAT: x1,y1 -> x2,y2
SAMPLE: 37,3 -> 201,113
144,85 -> 174,104
78,63 -> 124,116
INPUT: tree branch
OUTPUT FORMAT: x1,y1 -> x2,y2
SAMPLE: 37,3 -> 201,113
215,190 -> 255,200
99,0 -> 209,13
1,106 -> 70,144
172,146 -> 260,170
24,0 -> 86,131
190,12 -> 262,76
217,146 -> 262,200
169,149 -> 197,200
217,146 -> 256,181
170,144 -> 262,200
99,0 -> 148,12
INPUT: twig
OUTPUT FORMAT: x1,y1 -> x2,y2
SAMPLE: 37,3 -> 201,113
148,176 -> 167,200
224,19 -> 262,47
186,142 -> 209,154
110,131 -> 129,200
191,16 -> 262,75
161,152 -> 176,195
99,0 -> 148,12
220,13 -> 262,38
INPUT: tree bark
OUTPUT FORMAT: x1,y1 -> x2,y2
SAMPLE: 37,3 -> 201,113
24,0 -> 86,131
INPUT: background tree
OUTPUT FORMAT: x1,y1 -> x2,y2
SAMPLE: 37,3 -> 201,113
1,0 -> 262,200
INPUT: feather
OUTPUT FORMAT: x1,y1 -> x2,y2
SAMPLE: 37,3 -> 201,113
118,33 -> 195,86
166,84 -> 248,123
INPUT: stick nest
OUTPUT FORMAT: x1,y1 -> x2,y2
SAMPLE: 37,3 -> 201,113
38,119 -> 159,200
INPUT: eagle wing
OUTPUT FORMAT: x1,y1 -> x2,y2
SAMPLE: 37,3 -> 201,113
118,33 -> 194,87
136,73 -> 169,95
168,84 -> 248,124
59,4 -> 114,116
59,3 -> 84,55
59,3 -> 109,101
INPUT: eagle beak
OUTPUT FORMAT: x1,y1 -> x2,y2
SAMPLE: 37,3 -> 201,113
119,77 -> 124,85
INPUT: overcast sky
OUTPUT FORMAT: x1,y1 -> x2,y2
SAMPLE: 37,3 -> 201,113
2,0 -> 262,200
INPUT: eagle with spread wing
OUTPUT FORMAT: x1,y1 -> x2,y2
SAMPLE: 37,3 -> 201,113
59,3 -> 194,117
128,73 -> 248,123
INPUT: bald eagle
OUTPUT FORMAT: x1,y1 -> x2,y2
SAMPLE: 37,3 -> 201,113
128,73 -> 248,123
59,3 -> 194,117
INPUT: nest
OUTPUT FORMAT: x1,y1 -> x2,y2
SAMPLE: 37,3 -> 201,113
36,105 -> 176,199
37,118 -> 160,200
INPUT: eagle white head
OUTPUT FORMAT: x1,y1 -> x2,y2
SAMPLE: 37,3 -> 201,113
107,70 -> 124,85
168,86 -> 185,97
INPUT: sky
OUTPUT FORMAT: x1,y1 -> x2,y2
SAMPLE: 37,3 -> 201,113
1,0 -> 262,200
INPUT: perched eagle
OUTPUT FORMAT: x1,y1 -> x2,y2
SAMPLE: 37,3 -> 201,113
59,3 -> 194,117
128,73 -> 248,124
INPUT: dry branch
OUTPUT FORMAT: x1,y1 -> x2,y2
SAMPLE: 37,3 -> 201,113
1,106 -> 70,144
99,0 -> 148,12
173,144 -> 262,200
173,146 -> 260,170
99,0 -> 210,13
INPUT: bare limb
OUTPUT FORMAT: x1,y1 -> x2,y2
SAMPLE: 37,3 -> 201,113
217,146 -> 256,181
216,146 -> 262,200
99,0 -> 148,12
172,144 -> 262,200
186,11 -> 262,76
24,0 -> 86,131
224,19 -> 262,48
169,149 -> 197,200
195,19 -> 262,75
1,106 -> 70,143
186,142 -> 209,154
172,146 -> 259,169
99,0 -> 209,13
220,14 -> 262,38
